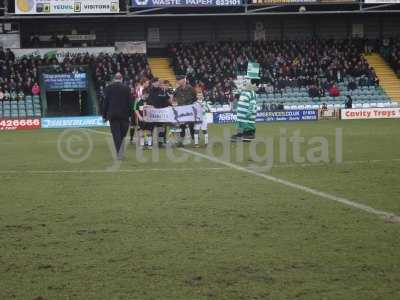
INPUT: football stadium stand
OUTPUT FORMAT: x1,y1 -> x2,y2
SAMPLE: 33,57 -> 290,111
0,51 -> 152,118
170,39 -> 400,110
2,38 -> 400,119
365,53 -> 400,103
0,95 -> 42,118
381,38 -> 400,78
0,47 -> 43,118
148,57 -> 176,86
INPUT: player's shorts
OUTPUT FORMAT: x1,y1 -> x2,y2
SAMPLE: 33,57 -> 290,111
139,121 -> 154,131
194,119 -> 208,131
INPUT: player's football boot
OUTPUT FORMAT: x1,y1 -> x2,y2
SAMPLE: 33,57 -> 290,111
242,133 -> 255,142
230,133 -> 243,142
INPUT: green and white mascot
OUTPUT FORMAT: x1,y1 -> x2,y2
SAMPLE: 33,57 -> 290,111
231,62 -> 260,142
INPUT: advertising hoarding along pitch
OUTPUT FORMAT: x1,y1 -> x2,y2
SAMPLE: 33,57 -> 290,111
41,116 -> 109,129
213,110 -> 318,124
0,118 -> 41,131
15,0 -> 119,15
256,110 -> 317,122
341,108 -> 400,120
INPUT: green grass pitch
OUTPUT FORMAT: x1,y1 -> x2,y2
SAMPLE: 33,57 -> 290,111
0,120 -> 399,300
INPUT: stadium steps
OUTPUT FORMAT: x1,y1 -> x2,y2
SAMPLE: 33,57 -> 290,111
365,53 -> 400,102
148,57 -> 176,86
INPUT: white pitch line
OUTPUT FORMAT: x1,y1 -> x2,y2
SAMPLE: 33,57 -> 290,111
0,167 -> 228,175
87,127 -> 400,222
86,128 -> 110,136
86,128 -> 400,167
180,148 -> 400,223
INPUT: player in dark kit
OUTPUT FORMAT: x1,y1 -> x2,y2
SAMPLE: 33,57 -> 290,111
148,78 -> 172,147
134,87 -> 154,149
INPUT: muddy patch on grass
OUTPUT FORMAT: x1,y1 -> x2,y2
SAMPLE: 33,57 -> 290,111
185,275 -> 203,286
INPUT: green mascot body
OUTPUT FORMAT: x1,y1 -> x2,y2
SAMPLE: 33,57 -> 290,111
231,62 -> 260,141
236,89 -> 257,135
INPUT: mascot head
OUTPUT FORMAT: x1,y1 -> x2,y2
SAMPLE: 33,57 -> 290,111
243,62 -> 260,91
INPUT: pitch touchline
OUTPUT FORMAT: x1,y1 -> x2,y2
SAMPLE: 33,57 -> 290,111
180,148 -> 400,223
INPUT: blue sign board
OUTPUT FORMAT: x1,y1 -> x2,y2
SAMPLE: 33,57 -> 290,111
255,110 -> 318,122
213,112 -> 237,124
213,110 -> 318,124
43,73 -> 87,91
41,116 -> 109,129
131,0 -> 242,7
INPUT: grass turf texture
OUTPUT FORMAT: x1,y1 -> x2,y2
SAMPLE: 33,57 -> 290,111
0,120 -> 399,300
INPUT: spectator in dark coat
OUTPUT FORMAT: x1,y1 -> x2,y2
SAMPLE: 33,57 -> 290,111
308,85 -> 319,99
345,95 -> 353,108
348,80 -> 357,91
102,73 -> 133,160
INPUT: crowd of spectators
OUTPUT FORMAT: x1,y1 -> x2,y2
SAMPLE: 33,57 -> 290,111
0,47 -> 42,101
0,47 -> 152,103
170,39 -> 380,104
91,53 -> 152,103
2,37 -> 395,106
381,38 -> 400,77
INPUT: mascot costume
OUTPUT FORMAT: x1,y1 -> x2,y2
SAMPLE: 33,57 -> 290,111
231,62 -> 260,142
